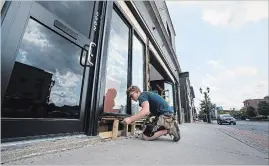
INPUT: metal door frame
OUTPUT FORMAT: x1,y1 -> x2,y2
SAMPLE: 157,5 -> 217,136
1,1 -> 111,141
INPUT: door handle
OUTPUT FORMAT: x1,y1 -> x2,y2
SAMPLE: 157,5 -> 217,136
79,42 -> 96,67
80,44 -> 89,67
87,42 -> 96,66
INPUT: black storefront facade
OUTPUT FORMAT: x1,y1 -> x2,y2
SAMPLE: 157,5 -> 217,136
1,1 -> 182,142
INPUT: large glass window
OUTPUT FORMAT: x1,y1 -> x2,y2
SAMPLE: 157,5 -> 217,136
131,35 -> 144,115
164,82 -> 174,112
2,19 -> 85,119
103,9 -> 129,114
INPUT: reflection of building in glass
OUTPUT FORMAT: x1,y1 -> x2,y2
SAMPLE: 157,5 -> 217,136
5,62 -> 53,104
2,62 -> 80,118
104,9 -> 129,114
3,62 -> 53,117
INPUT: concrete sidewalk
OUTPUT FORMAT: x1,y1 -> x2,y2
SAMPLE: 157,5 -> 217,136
4,123 -> 269,165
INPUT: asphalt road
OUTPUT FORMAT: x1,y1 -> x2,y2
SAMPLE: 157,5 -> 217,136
222,120 -> 269,136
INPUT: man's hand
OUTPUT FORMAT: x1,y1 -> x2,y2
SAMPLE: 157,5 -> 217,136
122,101 -> 150,125
123,117 -> 132,125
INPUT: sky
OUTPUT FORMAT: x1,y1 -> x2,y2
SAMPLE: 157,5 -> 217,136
166,1 -> 268,110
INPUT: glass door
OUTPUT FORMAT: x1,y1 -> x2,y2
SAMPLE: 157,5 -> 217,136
1,1 -> 104,140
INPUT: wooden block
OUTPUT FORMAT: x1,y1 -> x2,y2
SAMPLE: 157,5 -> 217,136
99,131 -> 112,139
102,117 -> 118,120
117,130 -> 124,137
112,119 -> 119,139
123,124 -> 128,137
131,123 -> 136,135
99,124 -> 108,132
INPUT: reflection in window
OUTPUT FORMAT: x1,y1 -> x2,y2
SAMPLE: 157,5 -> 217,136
131,35 -> 144,115
104,9 -> 129,114
164,82 -> 174,111
37,1 -> 94,36
2,19 -> 85,119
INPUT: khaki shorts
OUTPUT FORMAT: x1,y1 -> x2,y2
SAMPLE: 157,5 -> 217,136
156,115 -> 174,130
143,114 -> 175,137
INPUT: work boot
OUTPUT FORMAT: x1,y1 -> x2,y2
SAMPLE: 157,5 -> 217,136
170,121 -> 181,142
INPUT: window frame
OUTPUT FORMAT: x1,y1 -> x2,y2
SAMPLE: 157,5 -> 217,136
133,30 -> 146,91
103,3 -> 146,115
130,31 -> 146,115
164,81 -> 175,110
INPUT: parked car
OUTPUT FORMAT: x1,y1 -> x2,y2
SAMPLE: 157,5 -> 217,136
217,114 -> 236,125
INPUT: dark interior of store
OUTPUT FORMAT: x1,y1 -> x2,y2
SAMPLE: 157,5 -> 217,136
149,50 -> 172,98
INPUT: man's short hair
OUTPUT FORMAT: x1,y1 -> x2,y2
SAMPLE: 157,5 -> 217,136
126,85 -> 141,96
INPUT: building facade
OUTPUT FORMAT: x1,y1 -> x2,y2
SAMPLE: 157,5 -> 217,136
243,96 -> 269,115
1,1 -> 183,142
179,72 -> 194,123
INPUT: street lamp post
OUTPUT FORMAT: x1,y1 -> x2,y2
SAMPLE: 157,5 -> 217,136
200,87 -> 211,123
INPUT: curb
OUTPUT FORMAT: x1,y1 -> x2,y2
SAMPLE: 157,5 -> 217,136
1,135 -> 102,164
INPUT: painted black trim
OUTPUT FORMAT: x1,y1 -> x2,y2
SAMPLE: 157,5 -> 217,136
145,38 -> 150,91
1,119 -> 82,141
127,27 -> 133,115
92,1 -> 113,136
84,1 -> 111,136
1,131 -> 84,143
143,39 -> 147,91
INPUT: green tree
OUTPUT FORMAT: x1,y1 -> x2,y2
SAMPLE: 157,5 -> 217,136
240,107 -> 247,117
246,106 -> 257,117
200,98 -> 211,114
258,101 -> 269,117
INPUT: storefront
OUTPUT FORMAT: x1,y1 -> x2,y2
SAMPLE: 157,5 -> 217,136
1,1 -> 182,142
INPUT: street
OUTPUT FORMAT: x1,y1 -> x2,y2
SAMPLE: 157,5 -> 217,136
213,120 -> 269,155
229,120 -> 269,136
4,123 -> 269,165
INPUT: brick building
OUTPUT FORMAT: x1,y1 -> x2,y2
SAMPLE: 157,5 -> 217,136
243,96 -> 269,115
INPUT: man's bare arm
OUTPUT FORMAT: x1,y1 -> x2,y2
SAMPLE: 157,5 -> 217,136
129,101 -> 150,122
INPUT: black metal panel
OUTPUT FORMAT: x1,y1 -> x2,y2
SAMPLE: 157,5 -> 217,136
85,1 -> 112,136
1,1 -> 32,99
126,28 -> 133,115
1,119 -> 82,141
91,1 -> 113,136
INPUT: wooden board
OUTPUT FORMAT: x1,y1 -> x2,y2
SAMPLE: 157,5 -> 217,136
131,123 -> 136,135
99,131 -> 112,139
112,119 -> 119,139
123,124 -> 128,137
